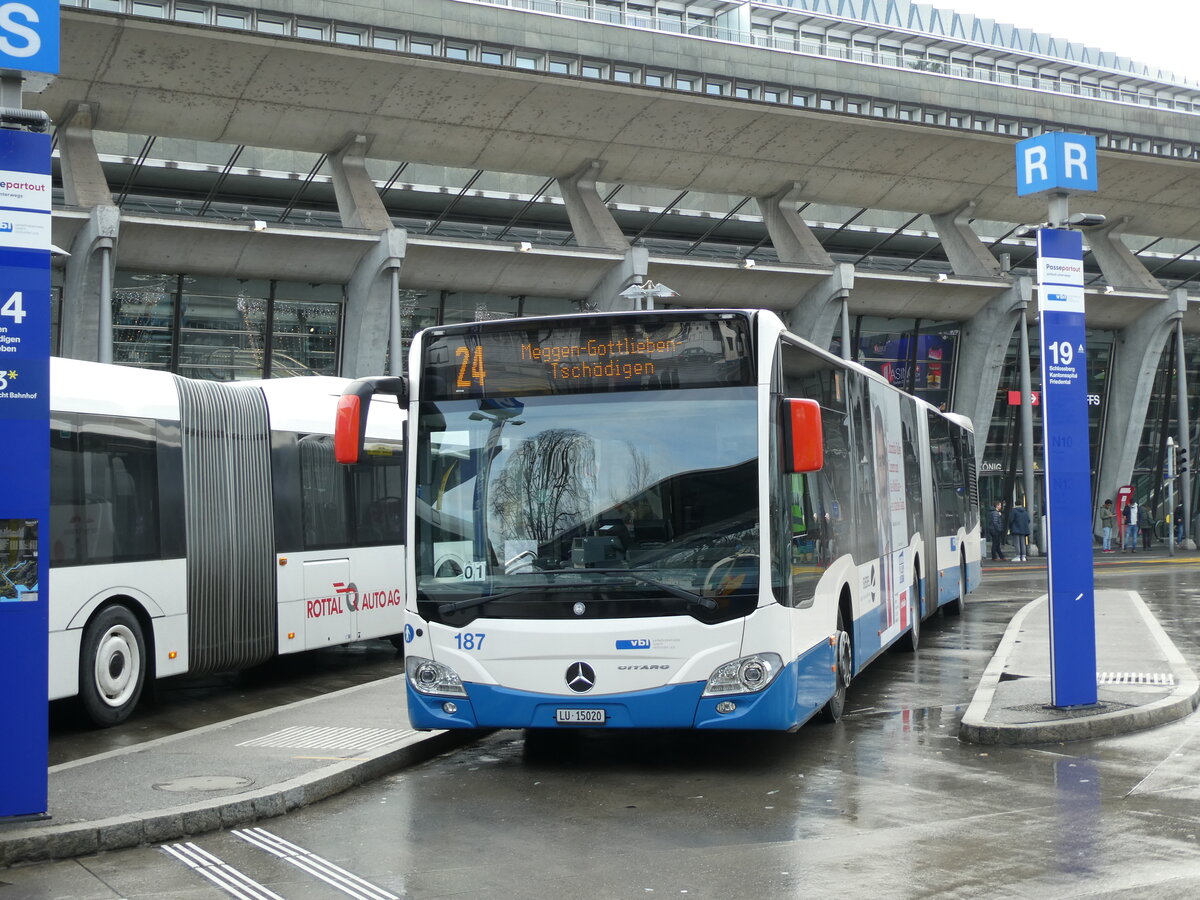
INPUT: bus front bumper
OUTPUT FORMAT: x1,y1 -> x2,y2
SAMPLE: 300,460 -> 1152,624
406,641 -> 835,731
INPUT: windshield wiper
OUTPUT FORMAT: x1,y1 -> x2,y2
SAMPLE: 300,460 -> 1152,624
582,568 -> 719,611
435,569 -> 719,615
436,582 -> 594,615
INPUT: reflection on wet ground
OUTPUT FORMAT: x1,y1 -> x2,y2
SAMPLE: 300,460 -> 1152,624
48,638 -> 404,765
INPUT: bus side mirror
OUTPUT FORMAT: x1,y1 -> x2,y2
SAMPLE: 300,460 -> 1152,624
784,398 -> 823,473
335,376 -> 407,464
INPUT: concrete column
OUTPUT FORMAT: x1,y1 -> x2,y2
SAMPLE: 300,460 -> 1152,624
929,201 -> 1001,277
342,228 -> 407,377
329,134 -> 393,231
558,160 -> 628,252
1085,218 -> 1164,292
756,183 -> 832,266
57,102 -> 114,209
1174,308 -> 1194,549
590,246 -> 650,311
1093,290 -> 1188,513
951,277 -> 1032,470
60,205 -> 120,362
785,263 -> 854,351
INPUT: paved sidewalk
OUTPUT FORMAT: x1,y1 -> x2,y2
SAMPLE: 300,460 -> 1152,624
960,590 -> 1200,744
0,676 -> 479,867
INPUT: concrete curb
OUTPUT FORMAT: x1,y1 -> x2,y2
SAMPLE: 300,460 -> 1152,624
960,593 -> 1200,745
0,729 -> 484,868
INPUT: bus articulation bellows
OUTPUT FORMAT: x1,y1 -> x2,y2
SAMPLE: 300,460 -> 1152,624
336,309 -> 979,731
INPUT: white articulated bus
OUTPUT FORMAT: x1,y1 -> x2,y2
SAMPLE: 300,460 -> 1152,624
336,309 -> 979,731
49,359 -> 406,726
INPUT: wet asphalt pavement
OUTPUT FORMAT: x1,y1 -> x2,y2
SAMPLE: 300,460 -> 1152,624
11,558 -> 1200,898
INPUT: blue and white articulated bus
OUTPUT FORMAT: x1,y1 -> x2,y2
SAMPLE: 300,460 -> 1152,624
335,309 -> 979,731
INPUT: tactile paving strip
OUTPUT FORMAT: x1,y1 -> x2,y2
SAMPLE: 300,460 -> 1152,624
236,725 -> 417,752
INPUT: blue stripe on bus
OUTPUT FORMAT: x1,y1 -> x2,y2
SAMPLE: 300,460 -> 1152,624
406,640 -> 837,731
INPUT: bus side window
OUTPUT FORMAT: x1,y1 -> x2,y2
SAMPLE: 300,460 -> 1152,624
298,433 -> 351,549
353,443 -> 405,545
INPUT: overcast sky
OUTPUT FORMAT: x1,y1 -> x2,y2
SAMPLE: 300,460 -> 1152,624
937,0 -> 1199,83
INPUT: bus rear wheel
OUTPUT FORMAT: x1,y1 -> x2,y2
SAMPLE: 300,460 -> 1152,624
946,555 -> 968,617
79,605 -> 147,727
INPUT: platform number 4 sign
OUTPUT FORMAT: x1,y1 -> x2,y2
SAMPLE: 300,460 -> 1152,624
1,291 -> 26,324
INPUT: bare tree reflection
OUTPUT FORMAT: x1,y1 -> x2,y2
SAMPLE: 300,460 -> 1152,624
491,429 -> 597,543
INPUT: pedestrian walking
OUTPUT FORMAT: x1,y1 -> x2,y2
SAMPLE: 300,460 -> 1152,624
1008,502 -> 1031,561
1123,498 -> 1140,552
1139,503 -> 1152,550
988,501 -> 1006,560
1099,499 -> 1115,552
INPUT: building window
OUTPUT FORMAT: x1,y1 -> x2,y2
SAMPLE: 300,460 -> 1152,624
549,59 -> 572,74
846,101 -> 862,114
676,77 -> 695,91
819,96 -> 838,110
373,33 -> 400,51
481,50 -> 504,65
614,68 -> 635,83
515,54 -> 540,70
734,86 -> 753,99
644,73 -> 665,86
174,4 -> 207,23
131,1 -> 166,17
216,11 -> 249,29
409,39 -> 435,55
582,63 -> 604,79
295,22 -> 326,40
791,93 -> 810,107
445,45 -> 470,60
335,29 -> 364,46
706,82 -> 727,96
257,17 -> 287,34
763,89 -> 781,103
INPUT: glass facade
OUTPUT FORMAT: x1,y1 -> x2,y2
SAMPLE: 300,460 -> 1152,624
110,272 -> 342,380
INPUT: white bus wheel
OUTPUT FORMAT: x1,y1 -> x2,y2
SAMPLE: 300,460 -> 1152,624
79,605 -> 147,727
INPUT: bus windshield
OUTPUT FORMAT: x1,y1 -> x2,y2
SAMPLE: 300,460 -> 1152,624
415,387 -> 758,622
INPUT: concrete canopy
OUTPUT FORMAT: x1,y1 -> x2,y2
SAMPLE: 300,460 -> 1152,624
41,12 -> 1200,244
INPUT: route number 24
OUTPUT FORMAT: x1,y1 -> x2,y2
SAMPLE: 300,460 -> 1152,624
455,345 -> 486,389
1,291 -> 26,325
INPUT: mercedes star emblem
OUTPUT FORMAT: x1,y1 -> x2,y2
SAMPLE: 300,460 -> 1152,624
565,661 -> 596,693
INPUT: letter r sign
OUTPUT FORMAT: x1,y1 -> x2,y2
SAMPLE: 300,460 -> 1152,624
1015,132 -> 1098,196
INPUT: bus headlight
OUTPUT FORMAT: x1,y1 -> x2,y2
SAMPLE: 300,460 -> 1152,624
702,653 -> 783,697
406,656 -> 467,697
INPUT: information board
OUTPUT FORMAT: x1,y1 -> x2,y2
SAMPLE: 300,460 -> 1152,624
1037,227 -> 1097,708
0,128 -> 51,818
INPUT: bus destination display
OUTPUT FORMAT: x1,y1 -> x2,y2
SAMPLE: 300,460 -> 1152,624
421,314 -> 753,400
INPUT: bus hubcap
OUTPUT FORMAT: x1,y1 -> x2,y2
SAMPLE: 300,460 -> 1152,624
95,625 -> 140,707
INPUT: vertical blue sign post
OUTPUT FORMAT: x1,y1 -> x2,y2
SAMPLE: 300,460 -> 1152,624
0,0 -> 58,819
1016,132 -> 1099,708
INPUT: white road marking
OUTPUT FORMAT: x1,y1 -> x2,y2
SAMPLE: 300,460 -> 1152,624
162,841 -> 286,900
233,827 -> 399,900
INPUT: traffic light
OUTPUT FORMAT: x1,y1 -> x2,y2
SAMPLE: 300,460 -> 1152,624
1177,444 -> 1188,477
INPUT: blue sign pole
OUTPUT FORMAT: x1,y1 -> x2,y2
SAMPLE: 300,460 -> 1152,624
1016,132 -> 1100,708
0,0 -> 57,820
1037,228 -> 1097,707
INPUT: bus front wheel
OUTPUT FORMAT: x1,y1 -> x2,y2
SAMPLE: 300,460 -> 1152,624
79,605 -> 147,727
819,611 -> 852,723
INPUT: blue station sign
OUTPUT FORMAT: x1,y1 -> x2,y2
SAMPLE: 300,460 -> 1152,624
0,128 -> 51,818
1037,227 -> 1097,708
1016,133 -> 1098,196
